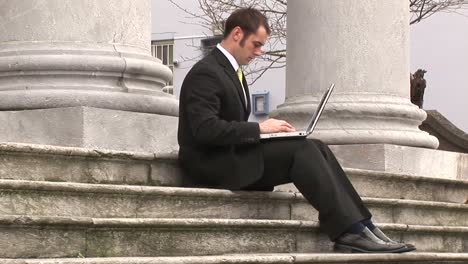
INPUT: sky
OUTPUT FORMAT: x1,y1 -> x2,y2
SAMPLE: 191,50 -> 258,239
153,1 -> 468,132
410,8 -> 468,132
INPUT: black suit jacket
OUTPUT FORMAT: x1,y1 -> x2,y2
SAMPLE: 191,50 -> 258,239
178,48 -> 264,189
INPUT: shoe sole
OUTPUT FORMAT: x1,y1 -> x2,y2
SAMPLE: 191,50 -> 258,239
334,243 -> 416,254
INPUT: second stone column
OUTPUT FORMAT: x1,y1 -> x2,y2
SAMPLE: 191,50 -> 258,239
271,0 -> 438,149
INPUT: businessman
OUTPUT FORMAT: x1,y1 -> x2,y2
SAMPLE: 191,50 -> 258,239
177,7 -> 414,253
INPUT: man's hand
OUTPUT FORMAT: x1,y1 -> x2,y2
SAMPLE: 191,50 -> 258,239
259,118 -> 296,134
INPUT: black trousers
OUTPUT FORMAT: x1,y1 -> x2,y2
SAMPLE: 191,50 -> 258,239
242,138 -> 372,241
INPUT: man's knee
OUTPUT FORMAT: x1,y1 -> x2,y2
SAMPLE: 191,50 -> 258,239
307,138 -> 325,145
305,138 -> 326,150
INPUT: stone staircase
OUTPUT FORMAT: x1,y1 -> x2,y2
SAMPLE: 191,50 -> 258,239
0,143 -> 467,263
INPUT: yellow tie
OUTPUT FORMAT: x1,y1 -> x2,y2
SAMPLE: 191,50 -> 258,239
237,68 -> 243,86
237,67 -> 248,107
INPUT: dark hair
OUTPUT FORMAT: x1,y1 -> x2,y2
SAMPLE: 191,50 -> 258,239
223,8 -> 271,40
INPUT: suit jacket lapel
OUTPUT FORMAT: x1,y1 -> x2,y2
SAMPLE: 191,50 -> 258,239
211,49 -> 250,116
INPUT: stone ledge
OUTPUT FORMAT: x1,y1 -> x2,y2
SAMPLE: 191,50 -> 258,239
346,168 -> 468,186
1,179 -> 467,226
1,215 -> 466,233
0,143 -> 182,186
0,142 -> 176,160
330,144 -> 468,181
0,179 -> 295,200
2,253 -> 468,264
0,216 -> 466,257
0,107 -> 179,153
421,110 -> 468,153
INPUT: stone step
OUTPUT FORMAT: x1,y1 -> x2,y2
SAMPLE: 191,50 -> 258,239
1,143 -> 467,204
0,215 -> 466,258
2,253 -> 468,264
0,142 -> 182,186
1,179 -> 467,226
276,169 -> 468,204
340,168 -> 468,204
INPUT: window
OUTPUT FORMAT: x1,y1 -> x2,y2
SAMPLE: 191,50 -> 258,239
201,36 -> 223,57
151,40 -> 174,93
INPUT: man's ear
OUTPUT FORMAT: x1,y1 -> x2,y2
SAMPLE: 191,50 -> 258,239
232,26 -> 243,42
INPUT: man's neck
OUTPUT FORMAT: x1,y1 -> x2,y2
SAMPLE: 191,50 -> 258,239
219,41 -> 234,56
217,43 -> 240,71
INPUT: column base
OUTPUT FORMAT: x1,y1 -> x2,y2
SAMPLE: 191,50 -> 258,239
270,94 -> 439,149
0,106 -> 178,153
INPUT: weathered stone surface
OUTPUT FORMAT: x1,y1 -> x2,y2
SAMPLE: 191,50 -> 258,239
0,216 -> 89,258
294,252 -> 468,264
277,168 -> 468,204
0,180 -> 294,220
0,142 -> 182,186
292,197 -> 468,226
0,227 -> 86,258
1,179 -> 467,226
87,218 -> 309,257
0,152 -> 149,184
329,144 -> 468,181
3,253 -> 468,264
420,110 -> 468,154
136,194 -> 291,220
0,107 -> 179,153
0,216 -> 466,258
87,228 -> 296,257
347,169 -> 468,204
381,224 -> 468,253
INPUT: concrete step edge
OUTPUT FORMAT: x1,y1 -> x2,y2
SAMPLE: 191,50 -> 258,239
346,167 -> 468,186
2,215 -> 468,233
1,179 -> 466,210
2,253 -> 468,264
0,142 -> 175,161
0,179 -> 297,201
1,142 -> 467,186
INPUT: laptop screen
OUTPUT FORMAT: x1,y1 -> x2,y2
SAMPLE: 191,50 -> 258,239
305,83 -> 335,134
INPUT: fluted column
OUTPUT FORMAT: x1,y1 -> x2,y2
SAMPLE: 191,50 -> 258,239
271,0 -> 438,148
0,0 -> 177,116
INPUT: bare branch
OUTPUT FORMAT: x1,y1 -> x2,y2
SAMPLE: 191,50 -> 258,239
168,0 -> 467,83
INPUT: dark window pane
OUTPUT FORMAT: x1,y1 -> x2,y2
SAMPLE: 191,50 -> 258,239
163,45 -> 168,65
169,45 -> 174,64
157,46 -> 162,60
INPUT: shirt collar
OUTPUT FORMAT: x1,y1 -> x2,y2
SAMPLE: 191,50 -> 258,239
217,43 -> 240,72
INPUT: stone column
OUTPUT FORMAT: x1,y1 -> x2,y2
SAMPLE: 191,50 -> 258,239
270,0 -> 438,149
0,0 -> 179,153
0,0 -> 177,115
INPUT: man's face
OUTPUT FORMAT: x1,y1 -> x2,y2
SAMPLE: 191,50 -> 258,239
234,26 -> 268,65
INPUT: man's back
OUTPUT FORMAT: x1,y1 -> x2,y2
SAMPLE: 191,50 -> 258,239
177,48 -> 263,189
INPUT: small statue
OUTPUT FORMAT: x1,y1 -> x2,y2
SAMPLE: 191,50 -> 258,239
410,69 -> 427,108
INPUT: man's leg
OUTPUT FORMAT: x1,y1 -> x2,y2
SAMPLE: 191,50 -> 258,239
248,138 -> 370,240
244,138 -> 411,253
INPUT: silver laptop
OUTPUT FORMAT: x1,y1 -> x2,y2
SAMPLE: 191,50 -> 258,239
260,83 -> 335,140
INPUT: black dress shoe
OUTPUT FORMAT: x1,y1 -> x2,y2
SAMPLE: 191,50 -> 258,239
334,227 -> 408,253
371,227 -> 416,252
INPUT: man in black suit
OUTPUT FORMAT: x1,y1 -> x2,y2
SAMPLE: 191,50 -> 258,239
178,7 -> 414,253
